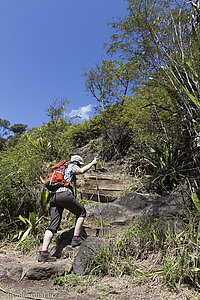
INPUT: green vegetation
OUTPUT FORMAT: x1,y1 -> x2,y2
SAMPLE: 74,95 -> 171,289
86,211 -> 200,288
0,0 -> 200,290
53,205 -> 200,289
54,273 -> 92,288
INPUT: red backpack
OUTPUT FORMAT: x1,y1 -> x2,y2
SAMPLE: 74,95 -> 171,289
44,160 -> 70,191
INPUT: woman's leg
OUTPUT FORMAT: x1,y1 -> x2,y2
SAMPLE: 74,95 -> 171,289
74,216 -> 85,237
55,190 -> 86,242
41,193 -> 63,252
41,229 -> 54,252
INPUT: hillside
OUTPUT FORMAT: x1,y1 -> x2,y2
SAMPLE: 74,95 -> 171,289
0,155 -> 200,299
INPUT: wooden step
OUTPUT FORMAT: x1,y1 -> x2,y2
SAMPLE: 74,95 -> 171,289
81,191 -> 121,202
84,174 -> 117,180
84,180 -> 124,191
80,172 -> 125,202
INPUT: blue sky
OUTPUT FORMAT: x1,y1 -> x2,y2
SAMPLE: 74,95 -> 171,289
0,0 -> 127,129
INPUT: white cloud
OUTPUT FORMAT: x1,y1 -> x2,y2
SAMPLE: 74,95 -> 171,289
68,104 -> 93,121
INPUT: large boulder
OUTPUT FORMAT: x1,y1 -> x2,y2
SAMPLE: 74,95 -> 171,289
52,227 -> 87,258
89,192 -> 187,227
115,193 -> 160,213
89,202 -> 134,225
0,251 -> 72,281
73,236 -> 102,275
140,193 -> 187,219
115,192 -> 186,219
25,261 -> 67,280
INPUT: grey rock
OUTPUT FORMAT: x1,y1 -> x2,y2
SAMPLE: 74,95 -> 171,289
140,193 -> 186,219
25,262 -> 66,280
114,192 -> 187,220
52,227 -> 87,258
6,265 -> 23,281
73,236 -> 102,275
86,191 -> 188,231
101,203 -> 133,225
89,202 -> 134,226
115,193 -> 160,213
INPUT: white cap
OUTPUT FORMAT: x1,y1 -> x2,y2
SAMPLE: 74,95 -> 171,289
70,155 -> 84,165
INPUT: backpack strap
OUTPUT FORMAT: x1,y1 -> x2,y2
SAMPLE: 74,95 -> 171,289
74,177 -> 77,198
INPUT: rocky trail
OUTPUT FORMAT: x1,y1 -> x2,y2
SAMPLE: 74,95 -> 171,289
0,236 -> 197,300
0,168 -> 199,299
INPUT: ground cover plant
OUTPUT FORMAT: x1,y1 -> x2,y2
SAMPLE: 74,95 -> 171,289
86,207 -> 200,289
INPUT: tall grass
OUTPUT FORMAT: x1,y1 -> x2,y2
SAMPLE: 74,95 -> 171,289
88,211 -> 200,288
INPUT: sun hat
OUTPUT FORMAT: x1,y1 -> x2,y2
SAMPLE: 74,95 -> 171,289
70,155 -> 84,165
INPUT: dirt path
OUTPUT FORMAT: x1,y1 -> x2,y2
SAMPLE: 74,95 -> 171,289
0,246 -> 198,300
0,274 -> 198,300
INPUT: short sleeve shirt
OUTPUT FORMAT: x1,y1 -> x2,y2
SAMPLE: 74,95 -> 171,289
56,163 -> 79,193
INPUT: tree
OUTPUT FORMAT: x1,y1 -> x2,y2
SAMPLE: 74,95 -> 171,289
0,118 -> 10,138
45,98 -> 70,159
45,98 -> 69,122
106,0 -> 200,116
9,124 -> 28,135
0,119 -> 10,150
104,0 -> 200,187
83,61 -> 117,112
83,59 -> 140,111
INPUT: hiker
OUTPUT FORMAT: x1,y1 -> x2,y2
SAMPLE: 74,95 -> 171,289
38,155 -> 97,262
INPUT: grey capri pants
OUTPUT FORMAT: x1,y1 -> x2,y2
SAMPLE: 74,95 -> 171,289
47,189 -> 86,233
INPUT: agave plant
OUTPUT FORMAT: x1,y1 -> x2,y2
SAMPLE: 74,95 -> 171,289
191,192 -> 200,214
40,189 -> 49,210
143,139 -> 189,193
15,212 -> 47,242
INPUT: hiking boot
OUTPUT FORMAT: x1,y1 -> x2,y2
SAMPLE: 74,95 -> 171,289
71,237 -> 83,247
38,251 -> 57,262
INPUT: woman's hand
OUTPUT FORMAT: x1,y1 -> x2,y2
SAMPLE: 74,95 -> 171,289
76,157 -> 98,174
